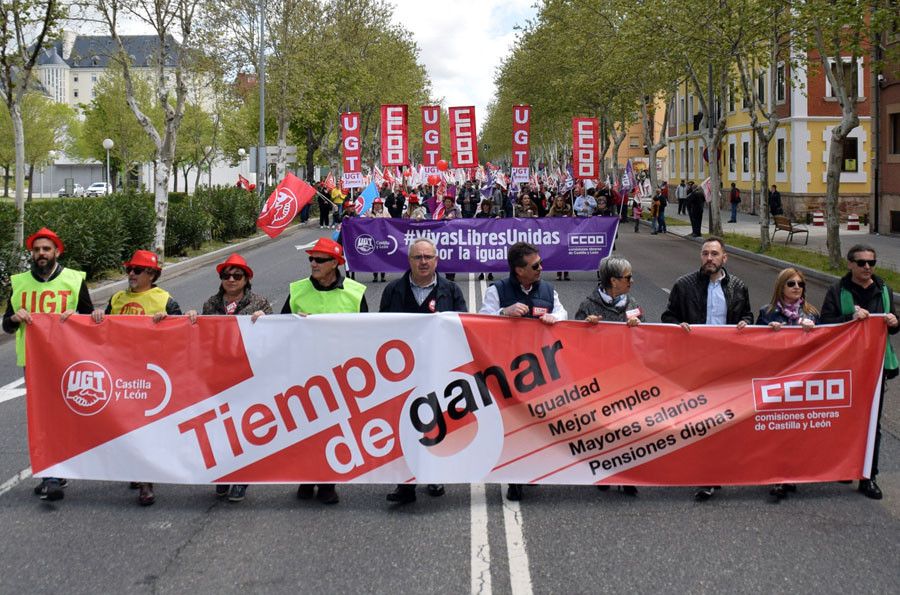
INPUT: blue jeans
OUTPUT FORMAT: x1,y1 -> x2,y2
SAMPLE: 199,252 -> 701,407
657,208 -> 666,232
730,202 -> 738,221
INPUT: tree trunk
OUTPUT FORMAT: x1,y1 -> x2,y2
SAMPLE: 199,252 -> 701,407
11,102 -> 26,247
154,160 -> 171,257
824,133 -> 845,268
758,137 -> 771,251
707,139 -> 723,236
306,127 -> 319,182
3,165 -> 9,197
27,163 -> 34,201
276,116 -> 289,182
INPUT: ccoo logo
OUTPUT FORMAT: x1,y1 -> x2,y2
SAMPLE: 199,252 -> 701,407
60,360 -> 114,416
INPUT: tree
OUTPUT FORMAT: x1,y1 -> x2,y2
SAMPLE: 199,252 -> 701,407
0,0 -> 65,245
174,101 -> 216,190
71,70 -> 157,189
95,0 -> 203,260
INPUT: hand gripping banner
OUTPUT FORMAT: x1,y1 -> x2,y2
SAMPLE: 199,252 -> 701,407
27,314 -> 885,485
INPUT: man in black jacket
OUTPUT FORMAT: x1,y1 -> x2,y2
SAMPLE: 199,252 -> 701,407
820,244 -> 898,500
380,237 -> 467,504
662,236 -> 753,501
686,181 -> 705,237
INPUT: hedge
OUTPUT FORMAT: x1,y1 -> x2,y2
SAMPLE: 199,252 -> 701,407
0,186 -> 262,304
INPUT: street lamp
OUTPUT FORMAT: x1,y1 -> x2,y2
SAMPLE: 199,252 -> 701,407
102,138 -> 114,194
48,151 -> 57,197
237,148 -> 247,179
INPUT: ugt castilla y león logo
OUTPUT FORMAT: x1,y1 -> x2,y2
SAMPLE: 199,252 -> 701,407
60,361 -> 113,416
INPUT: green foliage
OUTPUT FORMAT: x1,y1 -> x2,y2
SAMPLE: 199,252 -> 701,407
165,200 -> 212,256
105,191 -> 155,258
198,186 -> 259,240
168,192 -> 189,204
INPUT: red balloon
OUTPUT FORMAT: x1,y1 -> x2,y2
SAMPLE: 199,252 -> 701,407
427,174 -> 440,186
436,160 -> 449,172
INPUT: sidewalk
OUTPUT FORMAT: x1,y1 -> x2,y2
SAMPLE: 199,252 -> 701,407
664,207 -> 900,273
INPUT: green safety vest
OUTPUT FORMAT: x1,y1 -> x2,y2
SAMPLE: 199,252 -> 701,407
10,267 -> 86,366
288,277 -> 366,314
840,285 -> 899,372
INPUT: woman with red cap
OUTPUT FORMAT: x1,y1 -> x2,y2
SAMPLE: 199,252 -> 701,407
403,195 -> 426,221
366,198 -> 390,282
92,249 -> 186,506
190,253 -> 272,503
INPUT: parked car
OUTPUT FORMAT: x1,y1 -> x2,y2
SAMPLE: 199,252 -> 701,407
85,182 -> 113,196
57,183 -> 85,197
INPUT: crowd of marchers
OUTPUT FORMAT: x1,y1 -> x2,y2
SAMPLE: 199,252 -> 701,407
5,226 -> 896,508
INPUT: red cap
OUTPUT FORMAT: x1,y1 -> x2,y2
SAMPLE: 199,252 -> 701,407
216,253 -> 253,280
408,195 -> 419,204
373,197 -> 384,204
26,227 -> 64,255
305,237 -> 345,265
123,249 -> 161,271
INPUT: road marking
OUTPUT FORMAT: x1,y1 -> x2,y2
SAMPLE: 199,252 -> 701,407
0,467 -> 32,498
470,483 -> 493,594
661,288 -> 671,294
502,498 -> 534,595
0,377 -> 26,404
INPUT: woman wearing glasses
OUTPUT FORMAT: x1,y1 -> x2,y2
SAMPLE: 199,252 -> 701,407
757,267 -> 818,502
196,253 -> 272,503
574,256 -> 643,497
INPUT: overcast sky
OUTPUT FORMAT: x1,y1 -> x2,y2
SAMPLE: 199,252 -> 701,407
389,0 -> 536,131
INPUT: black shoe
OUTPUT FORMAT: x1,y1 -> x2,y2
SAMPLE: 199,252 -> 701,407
380,273 -> 385,282
556,272 -> 562,280
34,478 -> 67,497
38,478 -> 65,501
769,484 -> 788,502
477,273 -> 485,280
622,485 -> 638,496
563,273 -> 570,281
427,484 -> 445,497
297,484 -> 315,500
386,485 -> 416,504
596,485 -> 611,492
858,479 -> 883,500
487,273 -> 493,281
138,483 -> 155,506
128,481 -> 140,490
316,484 -> 339,505
373,274 -> 379,282
215,484 -> 229,498
694,486 -> 718,502
837,480 -> 853,484
506,484 -> 523,501
228,485 -> 248,502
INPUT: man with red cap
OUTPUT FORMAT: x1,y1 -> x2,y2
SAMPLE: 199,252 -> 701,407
278,237 -> 368,505
92,249 -> 186,506
3,227 -> 94,501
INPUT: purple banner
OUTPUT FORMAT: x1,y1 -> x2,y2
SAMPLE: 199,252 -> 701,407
341,217 -> 620,273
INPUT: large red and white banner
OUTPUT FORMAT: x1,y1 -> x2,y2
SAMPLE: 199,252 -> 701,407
340,112 -> 364,188
27,314 -> 885,485
511,105 -> 531,184
380,104 -> 409,167
421,106 -> 442,173
572,117 -> 599,180
449,106 -> 478,168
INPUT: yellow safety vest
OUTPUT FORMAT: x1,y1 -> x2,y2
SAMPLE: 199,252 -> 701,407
288,277 -> 366,314
10,267 -> 86,366
109,286 -> 171,316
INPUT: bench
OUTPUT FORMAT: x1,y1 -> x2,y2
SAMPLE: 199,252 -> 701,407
771,215 -> 809,245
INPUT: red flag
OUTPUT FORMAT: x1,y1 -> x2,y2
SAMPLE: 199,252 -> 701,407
421,106 -> 442,168
380,104 -> 409,166
511,105 -> 531,184
449,106 -> 478,168
236,174 -> 252,191
256,173 -> 315,239
572,117 -> 599,179
324,171 -> 336,192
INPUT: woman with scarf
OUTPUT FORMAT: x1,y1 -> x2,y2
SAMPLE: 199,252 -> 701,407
574,256 -> 643,496
756,267 -> 818,502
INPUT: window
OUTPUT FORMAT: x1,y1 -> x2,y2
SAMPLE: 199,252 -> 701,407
757,72 -> 766,105
776,63 -> 786,103
688,147 -> 694,175
670,146 -> 676,173
729,144 -> 736,173
681,146 -> 686,172
829,59 -> 859,98
689,96 -> 694,118
91,74 -> 97,82
777,138 -> 786,173
680,97 -> 685,124
890,113 -> 900,155
73,90 -> 78,98
742,141 -> 750,173
842,137 -> 859,172
629,136 -> 639,148
73,75 -> 78,82
728,88 -> 735,112
742,90 -> 751,109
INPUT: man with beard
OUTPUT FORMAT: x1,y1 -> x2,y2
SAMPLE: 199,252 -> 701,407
380,238 -> 467,504
93,249 -> 186,506
4,228 -> 94,501
480,241 -> 567,501
661,236 -> 753,501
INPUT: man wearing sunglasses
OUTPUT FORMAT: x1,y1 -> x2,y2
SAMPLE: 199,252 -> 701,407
480,241 -> 567,501
379,237 -> 467,505
662,236 -> 753,502
279,236 -> 368,505
820,244 -> 898,500
92,249 -> 185,506
4,227 -> 95,502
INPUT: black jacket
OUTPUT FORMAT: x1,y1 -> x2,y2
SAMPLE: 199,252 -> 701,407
379,271 -> 467,313
820,273 -> 898,331
661,269 -> 753,325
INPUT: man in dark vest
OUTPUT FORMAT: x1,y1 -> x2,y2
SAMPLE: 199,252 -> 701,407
4,227 -> 94,501
380,237 -> 467,504
820,244 -> 898,500
479,241 -> 567,501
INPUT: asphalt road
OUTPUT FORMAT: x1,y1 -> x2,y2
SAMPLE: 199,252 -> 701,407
0,225 -> 897,594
